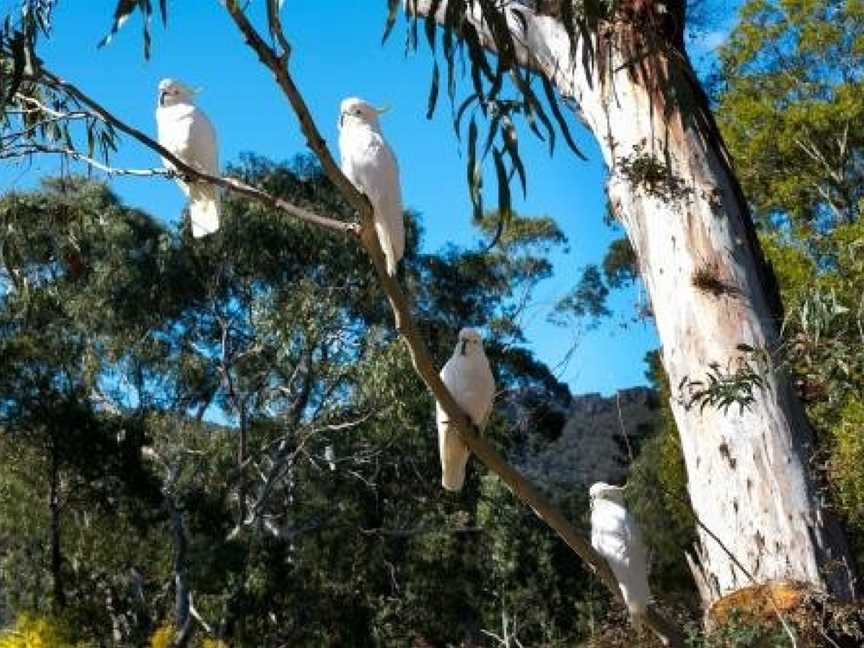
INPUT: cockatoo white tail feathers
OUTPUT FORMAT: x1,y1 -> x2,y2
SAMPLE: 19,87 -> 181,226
188,183 -> 220,238
337,97 -> 405,276
436,328 -> 495,491
155,78 -> 221,238
589,482 -> 652,629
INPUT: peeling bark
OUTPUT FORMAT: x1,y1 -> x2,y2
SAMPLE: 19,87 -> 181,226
411,0 -> 857,607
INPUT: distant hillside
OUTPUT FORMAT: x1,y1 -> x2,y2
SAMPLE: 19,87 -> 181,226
507,387 -> 661,496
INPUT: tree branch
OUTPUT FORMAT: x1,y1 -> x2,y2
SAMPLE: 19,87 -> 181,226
24,68 -> 358,236
222,2 -> 682,645
224,1 -> 374,224
359,525 -> 483,538
1,143 -> 176,177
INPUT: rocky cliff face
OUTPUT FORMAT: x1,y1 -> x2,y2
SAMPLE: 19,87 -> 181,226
508,387 -> 660,496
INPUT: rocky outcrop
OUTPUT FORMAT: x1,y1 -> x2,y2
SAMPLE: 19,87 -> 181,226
509,387 -> 660,496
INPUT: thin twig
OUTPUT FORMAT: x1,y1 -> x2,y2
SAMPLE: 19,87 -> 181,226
691,514 -> 799,646
264,0 -> 292,63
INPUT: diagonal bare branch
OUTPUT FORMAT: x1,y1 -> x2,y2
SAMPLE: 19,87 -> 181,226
22,68 -> 359,236
221,2 -> 683,645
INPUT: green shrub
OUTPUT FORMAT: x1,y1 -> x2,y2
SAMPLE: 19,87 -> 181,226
829,398 -> 864,530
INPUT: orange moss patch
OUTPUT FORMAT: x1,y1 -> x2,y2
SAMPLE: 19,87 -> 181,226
708,581 -> 807,628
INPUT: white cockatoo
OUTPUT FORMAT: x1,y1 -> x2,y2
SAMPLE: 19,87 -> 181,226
435,328 -> 495,491
155,78 -> 221,238
337,97 -> 405,276
589,482 -> 651,628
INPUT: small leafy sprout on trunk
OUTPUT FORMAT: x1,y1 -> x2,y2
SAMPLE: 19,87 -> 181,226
618,141 -> 693,203
678,345 -> 770,415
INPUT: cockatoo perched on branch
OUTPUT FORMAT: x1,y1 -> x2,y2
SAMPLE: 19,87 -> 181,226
155,78 -> 220,238
337,97 -> 405,275
436,328 -> 495,491
589,482 -> 651,629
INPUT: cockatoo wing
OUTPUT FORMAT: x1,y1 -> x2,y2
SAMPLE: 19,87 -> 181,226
435,400 -> 470,492
620,513 -> 651,619
591,499 -> 651,627
437,355 -> 471,491
187,108 -> 218,174
472,354 -> 495,427
184,109 -> 220,237
370,141 -> 405,272
156,105 -> 220,237
339,129 -> 404,275
435,351 -> 495,491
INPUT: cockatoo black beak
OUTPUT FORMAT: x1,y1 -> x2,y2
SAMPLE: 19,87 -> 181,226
339,112 -> 345,128
460,340 -> 468,355
159,90 -> 168,107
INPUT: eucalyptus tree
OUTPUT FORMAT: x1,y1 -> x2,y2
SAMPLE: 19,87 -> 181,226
399,0 -> 858,608
554,0 -> 864,600
0,177 -> 185,638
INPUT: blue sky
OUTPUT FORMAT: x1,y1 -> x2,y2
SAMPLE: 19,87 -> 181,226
0,2 -> 737,396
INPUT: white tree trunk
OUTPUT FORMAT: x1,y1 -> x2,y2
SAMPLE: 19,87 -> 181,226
595,91 -> 853,604
413,1 -> 856,607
